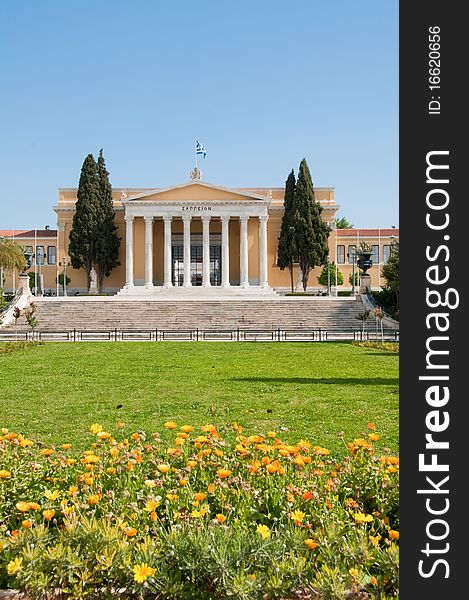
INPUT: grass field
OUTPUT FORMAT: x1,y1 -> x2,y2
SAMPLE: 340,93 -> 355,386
0,342 -> 398,455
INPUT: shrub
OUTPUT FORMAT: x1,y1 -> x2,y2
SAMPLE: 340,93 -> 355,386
0,422 -> 399,599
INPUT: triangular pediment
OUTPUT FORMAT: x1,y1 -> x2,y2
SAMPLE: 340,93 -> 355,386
123,180 -> 268,203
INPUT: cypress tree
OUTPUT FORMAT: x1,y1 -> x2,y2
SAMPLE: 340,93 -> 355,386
95,149 -> 120,292
294,158 -> 330,291
69,154 -> 100,288
277,169 -> 297,292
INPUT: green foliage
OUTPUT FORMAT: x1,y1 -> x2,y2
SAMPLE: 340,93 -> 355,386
335,216 -> 354,229
56,273 -> 71,288
381,241 -> 399,318
0,341 -> 44,354
0,238 -> 27,273
349,269 -> 363,286
277,170 -> 297,292
317,262 -> 343,287
0,423 -> 399,599
371,289 -> 399,321
23,303 -> 38,331
95,149 -> 121,292
294,159 -> 330,291
68,154 -> 100,282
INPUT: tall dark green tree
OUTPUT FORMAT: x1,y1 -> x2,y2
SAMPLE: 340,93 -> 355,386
294,159 -> 330,290
95,149 -> 120,292
381,239 -> 399,314
68,154 -> 100,288
277,169 -> 297,292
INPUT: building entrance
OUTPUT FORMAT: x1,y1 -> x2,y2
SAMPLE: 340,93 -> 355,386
172,245 -> 221,286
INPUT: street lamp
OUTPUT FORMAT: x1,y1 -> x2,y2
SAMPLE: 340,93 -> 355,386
63,257 -> 68,297
348,248 -> 357,296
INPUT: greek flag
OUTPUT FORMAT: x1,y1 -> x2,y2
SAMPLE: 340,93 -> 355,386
195,140 -> 206,158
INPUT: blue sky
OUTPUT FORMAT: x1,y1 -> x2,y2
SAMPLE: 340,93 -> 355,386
0,0 -> 398,229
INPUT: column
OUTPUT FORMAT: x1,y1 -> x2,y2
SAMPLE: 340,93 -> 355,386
202,215 -> 211,287
163,216 -> 173,288
144,216 -> 154,288
221,216 -> 230,287
124,215 -> 134,288
259,214 -> 269,288
183,215 -> 192,287
239,216 -> 249,287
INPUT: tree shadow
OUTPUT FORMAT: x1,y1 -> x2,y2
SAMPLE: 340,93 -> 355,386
232,377 -> 399,386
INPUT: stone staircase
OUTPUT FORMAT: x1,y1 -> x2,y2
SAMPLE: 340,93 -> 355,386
0,296 -> 398,333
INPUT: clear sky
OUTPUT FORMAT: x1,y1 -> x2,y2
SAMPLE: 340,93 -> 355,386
0,0 -> 398,230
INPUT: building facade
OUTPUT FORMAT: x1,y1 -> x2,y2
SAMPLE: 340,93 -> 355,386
1,176 -> 398,295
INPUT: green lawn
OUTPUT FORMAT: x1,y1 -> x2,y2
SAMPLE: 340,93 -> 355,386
0,342 -> 398,455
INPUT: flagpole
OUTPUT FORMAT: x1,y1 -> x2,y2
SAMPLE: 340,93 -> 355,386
195,142 -> 198,170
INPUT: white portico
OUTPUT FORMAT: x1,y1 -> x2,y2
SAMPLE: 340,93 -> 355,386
119,179 -> 272,296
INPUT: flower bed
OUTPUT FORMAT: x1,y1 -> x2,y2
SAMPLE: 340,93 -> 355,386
0,422 -> 399,599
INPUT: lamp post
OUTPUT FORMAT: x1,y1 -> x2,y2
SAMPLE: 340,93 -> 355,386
348,249 -> 356,296
63,257 -> 68,297
327,254 -> 331,296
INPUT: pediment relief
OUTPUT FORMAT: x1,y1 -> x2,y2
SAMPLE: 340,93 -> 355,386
124,181 -> 268,204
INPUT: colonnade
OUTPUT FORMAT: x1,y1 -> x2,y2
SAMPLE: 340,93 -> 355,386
124,214 -> 269,289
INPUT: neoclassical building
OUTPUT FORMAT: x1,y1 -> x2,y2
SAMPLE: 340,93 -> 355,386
1,172 -> 398,295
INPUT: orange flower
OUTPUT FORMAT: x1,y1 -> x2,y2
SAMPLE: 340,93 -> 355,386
87,494 -> 100,506
16,501 -> 33,513
164,421 -> 177,430
124,526 -> 138,537
304,539 -> 318,550
207,484 -> 216,494
217,469 -> 232,479
22,519 -> 33,528
194,492 -> 207,502
43,509 -> 55,521
367,422 -> 377,431
0,470 -> 11,479
368,433 -> 380,441
215,514 -> 227,524
180,425 -> 194,433
41,448 -> 54,456
388,529 -> 399,540
179,478 -> 189,486
303,491 -> 314,501
61,443 -> 72,450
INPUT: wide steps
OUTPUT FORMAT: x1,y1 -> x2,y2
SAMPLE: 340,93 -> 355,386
0,297 -> 398,333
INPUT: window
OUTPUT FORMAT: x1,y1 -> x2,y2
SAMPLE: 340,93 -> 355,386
372,245 -> 379,264
383,245 -> 391,263
347,245 -> 356,264
47,245 -> 56,265
336,245 -> 345,264
36,246 -> 45,265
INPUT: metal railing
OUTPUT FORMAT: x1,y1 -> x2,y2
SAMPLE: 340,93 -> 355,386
0,327 -> 399,343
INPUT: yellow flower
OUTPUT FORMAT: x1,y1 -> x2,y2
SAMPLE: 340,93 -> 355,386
61,443 -> 72,450
304,539 -> 318,550
144,479 -> 156,488
87,494 -> 100,506
267,431 -> 276,438
44,489 -> 60,501
180,425 -> 194,433
388,529 -> 400,540
368,433 -> 380,441
97,431 -> 111,440
207,484 -> 216,494
215,514 -> 227,524
349,568 -> 359,578
133,563 -> 156,583
178,478 -> 188,486
313,446 -> 330,456
164,421 -> 177,430
6,557 -> 23,575
217,468 -> 232,479
187,460 -> 198,468
0,469 -> 11,479
124,526 -> 138,537
190,508 -> 206,518
290,509 -> 306,525
144,499 -> 160,512
90,423 -> 103,434
247,573 -> 256,581
68,485 -> 79,496
166,493 -> 178,501
41,448 -> 54,456
353,512 -> 373,524
106,467 -> 117,475
369,534 -> 382,547
256,524 -> 270,539
16,501 -> 33,513
157,463 -> 171,474
43,509 -> 55,521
